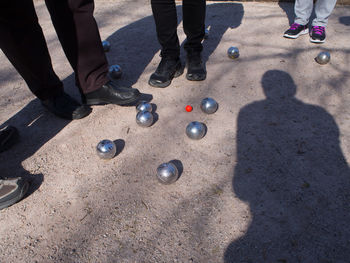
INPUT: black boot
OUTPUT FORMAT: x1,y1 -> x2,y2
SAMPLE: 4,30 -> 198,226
186,52 -> 206,81
149,57 -> 183,88
85,80 -> 141,106
41,92 -> 91,120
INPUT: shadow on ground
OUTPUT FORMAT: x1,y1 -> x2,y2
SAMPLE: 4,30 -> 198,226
0,99 -> 70,198
103,2 -> 243,86
278,1 -> 319,28
224,70 -> 350,263
278,1 -> 295,26
339,16 -> 350,26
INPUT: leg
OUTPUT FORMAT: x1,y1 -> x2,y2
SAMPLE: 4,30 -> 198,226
183,0 -> 206,81
294,0 -> 313,26
151,0 -> 180,59
182,0 -> 206,54
313,0 -> 337,27
0,1 -> 91,120
309,0 -> 336,43
0,0 -> 63,101
149,0 -> 183,88
45,0 -> 109,94
45,0 -> 140,105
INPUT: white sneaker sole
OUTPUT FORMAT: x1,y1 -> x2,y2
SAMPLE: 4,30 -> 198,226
310,37 -> 325,44
283,28 -> 309,39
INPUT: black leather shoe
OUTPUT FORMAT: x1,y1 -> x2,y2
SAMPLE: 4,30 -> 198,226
149,58 -> 183,88
85,81 -> 141,106
41,92 -> 91,120
186,52 -> 206,81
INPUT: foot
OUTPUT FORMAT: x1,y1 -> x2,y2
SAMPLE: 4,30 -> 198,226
310,26 -> 326,43
41,92 -> 91,120
0,177 -> 29,211
283,23 -> 309,39
85,80 -> 141,105
186,52 -> 206,81
0,126 -> 19,153
148,58 -> 183,88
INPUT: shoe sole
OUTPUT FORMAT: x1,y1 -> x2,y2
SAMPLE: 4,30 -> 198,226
72,105 -> 92,120
85,93 -> 141,106
310,37 -> 325,44
0,180 -> 29,211
148,66 -> 184,88
283,29 -> 309,39
186,73 -> 206,81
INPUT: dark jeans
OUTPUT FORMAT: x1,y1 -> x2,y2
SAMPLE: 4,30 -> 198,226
151,0 -> 206,59
0,0 -> 108,100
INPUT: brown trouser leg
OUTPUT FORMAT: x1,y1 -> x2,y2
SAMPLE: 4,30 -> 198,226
45,0 -> 109,94
0,0 -> 63,101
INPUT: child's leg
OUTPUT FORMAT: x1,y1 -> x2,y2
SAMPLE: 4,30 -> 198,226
312,0 -> 337,27
294,0 -> 313,25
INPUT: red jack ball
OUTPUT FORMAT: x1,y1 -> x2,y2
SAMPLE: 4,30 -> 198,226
185,105 -> 193,112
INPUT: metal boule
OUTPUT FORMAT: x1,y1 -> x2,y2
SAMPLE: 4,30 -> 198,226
136,101 -> 152,113
136,110 -> 154,127
102,40 -> 111,52
204,28 -> 209,39
186,121 -> 206,140
315,51 -> 330,65
228,46 -> 239,59
157,162 -> 179,184
96,139 -> 117,160
200,98 -> 218,114
109,64 -> 122,79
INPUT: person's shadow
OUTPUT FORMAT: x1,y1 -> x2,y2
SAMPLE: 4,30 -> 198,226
224,70 -> 350,263
339,16 -> 350,26
0,98 -> 71,198
278,1 -> 295,26
103,2 -> 244,87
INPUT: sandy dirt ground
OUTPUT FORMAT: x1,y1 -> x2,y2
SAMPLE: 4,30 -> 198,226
1,1 -> 350,262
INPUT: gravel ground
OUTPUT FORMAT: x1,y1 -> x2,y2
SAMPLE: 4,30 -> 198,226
0,1 -> 349,262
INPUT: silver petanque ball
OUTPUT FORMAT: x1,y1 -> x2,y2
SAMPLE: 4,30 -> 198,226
96,139 -> 116,160
136,110 -> 154,127
157,162 -> 179,184
102,40 -> 111,52
315,51 -> 330,65
136,101 -> 152,113
186,121 -> 206,140
200,97 -> 218,114
204,28 -> 209,39
109,64 -> 122,79
227,46 -> 240,59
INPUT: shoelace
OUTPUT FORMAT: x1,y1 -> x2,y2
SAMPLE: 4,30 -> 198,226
290,23 -> 301,30
312,26 -> 325,36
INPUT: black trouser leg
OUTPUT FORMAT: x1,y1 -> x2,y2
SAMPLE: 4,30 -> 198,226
151,0 -> 180,59
0,0 -> 63,101
45,0 -> 109,94
183,0 -> 206,54
151,0 -> 206,58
